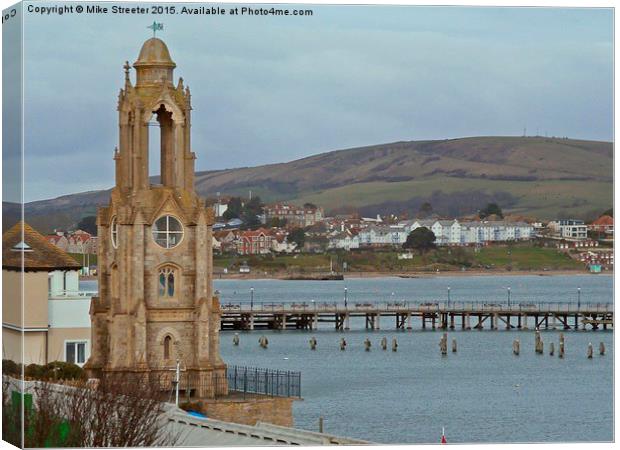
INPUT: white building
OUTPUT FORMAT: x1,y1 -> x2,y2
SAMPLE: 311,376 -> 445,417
358,225 -> 407,247
547,219 -> 588,240
399,219 -> 534,247
213,201 -> 229,218
328,231 -> 360,250
3,222 -> 93,367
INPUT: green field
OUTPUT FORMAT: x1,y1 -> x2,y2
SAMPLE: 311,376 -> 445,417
214,244 -> 584,274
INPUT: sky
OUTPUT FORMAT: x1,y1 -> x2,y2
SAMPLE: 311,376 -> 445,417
9,3 -> 615,201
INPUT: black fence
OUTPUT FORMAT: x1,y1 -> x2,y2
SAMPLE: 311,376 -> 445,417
157,365 -> 301,400
227,365 -> 301,399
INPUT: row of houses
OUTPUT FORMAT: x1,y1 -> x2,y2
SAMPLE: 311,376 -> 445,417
214,228 -> 297,255
328,219 -> 535,250
45,230 -> 98,254
263,203 -> 324,228
211,202 -> 324,230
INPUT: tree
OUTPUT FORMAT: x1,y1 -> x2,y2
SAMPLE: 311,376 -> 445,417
77,216 -> 97,235
245,196 -> 263,216
268,217 -> 288,228
2,373 -> 181,448
418,202 -> 433,217
402,227 -> 436,254
222,197 -> 242,220
303,202 -> 317,210
289,228 -> 306,249
480,203 -> 503,219
602,208 -> 613,218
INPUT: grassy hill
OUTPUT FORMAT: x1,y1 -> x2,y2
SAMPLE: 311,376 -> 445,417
10,136 -> 613,233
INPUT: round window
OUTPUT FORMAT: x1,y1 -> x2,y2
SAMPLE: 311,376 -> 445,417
152,215 -> 184,249
110,216 -> 118,248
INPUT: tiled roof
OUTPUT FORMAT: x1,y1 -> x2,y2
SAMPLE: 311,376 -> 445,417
592,215 -> 614,226
3,222 -> 81,271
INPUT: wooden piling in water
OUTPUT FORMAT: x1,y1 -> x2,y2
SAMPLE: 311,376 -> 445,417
440,333 -> 448,355
599,342 -> 605,356
319,416 -> 324,433
549,342 -> 554,356
535,329 -> 543,354
340,337 -> 347,351
392,338 -> 398,352
233,333 -> 240,346
380,337 -> 387,350
310,336 -> 317,350
559,341 -> 564,358
452,338 -> 457,353
364,338 -> 371,351
259,335 -> 268,348
513,339 -> 520,355
587,342 -> 593,359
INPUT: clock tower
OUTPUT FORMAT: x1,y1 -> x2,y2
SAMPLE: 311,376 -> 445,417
85,36 -> 226,397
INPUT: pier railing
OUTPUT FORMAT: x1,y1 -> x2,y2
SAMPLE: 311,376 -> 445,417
220,300 -> 614,314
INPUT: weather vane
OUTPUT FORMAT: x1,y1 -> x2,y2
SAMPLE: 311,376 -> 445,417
147,21 -> 164,37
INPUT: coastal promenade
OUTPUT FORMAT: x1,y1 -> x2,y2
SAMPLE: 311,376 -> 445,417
220,301 -> 613,331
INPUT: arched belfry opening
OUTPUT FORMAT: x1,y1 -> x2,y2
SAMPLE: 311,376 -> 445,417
153,104 -> 174,186
111,37 -> 196,194
86,36 -> 226,398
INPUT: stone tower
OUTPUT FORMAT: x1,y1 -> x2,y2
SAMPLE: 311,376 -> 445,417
85,37 -> 226,396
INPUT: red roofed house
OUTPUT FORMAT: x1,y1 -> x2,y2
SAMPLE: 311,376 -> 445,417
46,234 -> 69,252
589,215 -> 614,235
237,228 -> 273,255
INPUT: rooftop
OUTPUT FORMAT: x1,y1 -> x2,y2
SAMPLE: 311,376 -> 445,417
3,222 -> 81,272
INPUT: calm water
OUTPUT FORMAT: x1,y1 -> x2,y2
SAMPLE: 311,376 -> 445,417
80,275 -> 614,443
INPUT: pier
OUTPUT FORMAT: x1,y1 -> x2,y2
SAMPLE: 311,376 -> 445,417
220,301 -> 613,331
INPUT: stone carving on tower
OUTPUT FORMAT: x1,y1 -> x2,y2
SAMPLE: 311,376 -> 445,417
85,37 -> 226,396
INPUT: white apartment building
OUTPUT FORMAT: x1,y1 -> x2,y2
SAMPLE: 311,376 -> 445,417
547,219 -> 588,240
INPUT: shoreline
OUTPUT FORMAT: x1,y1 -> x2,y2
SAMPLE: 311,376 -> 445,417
213,268 -> 611,281
81,270 -> 612,283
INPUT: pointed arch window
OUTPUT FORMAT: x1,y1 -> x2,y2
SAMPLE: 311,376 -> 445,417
152,215 -> 184,249
158,266 -> 176,297
163,335 -> 172,360
110,216 -> 118,248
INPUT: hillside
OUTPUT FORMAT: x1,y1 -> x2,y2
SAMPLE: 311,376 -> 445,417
8,136 -> 613,232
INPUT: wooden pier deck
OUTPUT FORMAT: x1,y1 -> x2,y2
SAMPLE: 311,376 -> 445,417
220,301 -> 613,331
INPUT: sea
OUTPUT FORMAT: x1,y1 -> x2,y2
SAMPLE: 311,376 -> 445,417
80,274 -> 614,444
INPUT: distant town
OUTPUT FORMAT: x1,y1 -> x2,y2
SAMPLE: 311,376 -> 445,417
45,196 -> 614,277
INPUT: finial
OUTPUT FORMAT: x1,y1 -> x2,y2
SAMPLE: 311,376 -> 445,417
123,61 -> 132,88
177,77 -> 184,91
